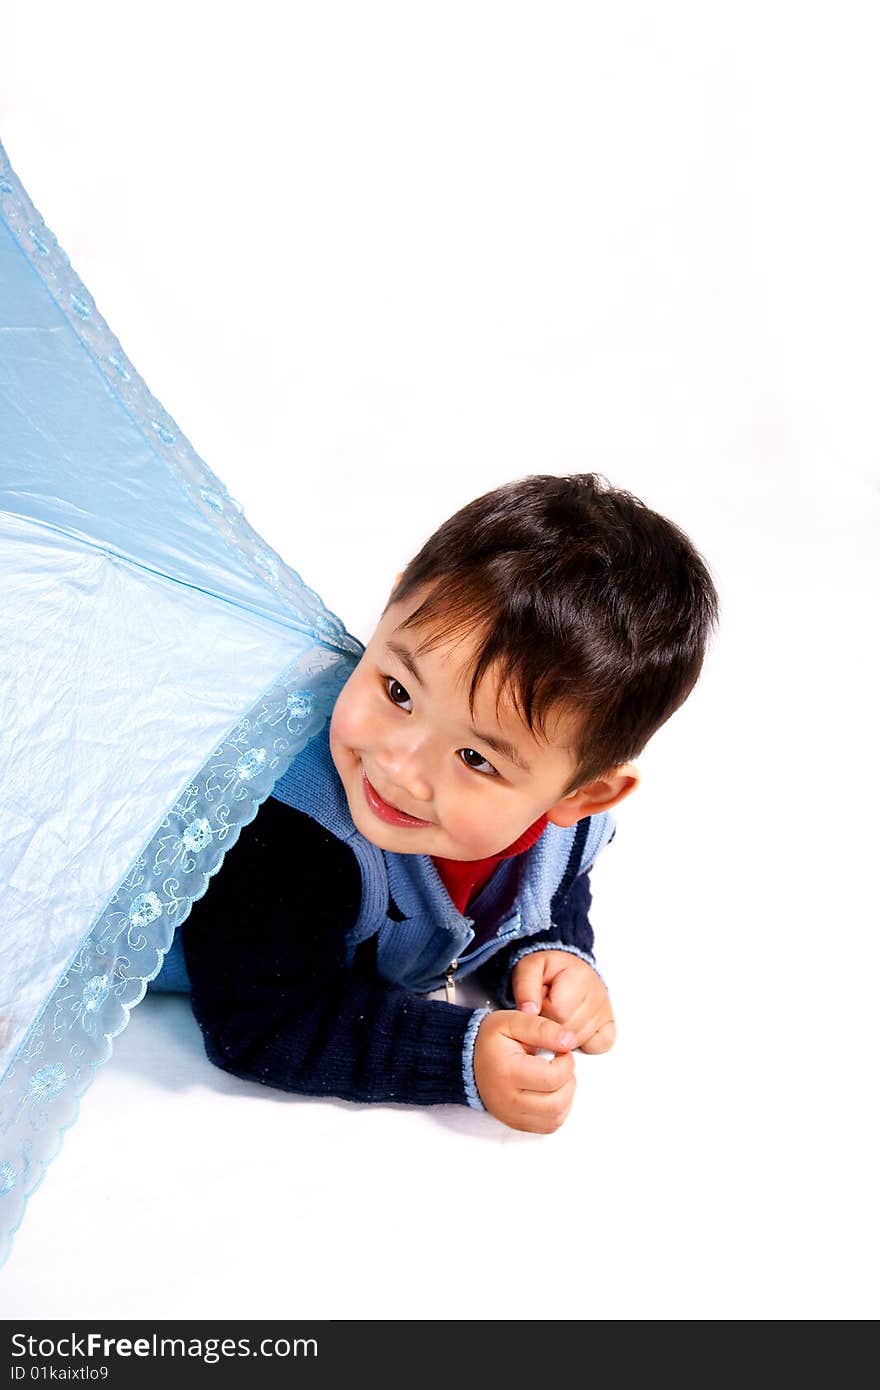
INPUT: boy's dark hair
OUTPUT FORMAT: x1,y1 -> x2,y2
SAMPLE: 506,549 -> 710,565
383,473 -> 719,794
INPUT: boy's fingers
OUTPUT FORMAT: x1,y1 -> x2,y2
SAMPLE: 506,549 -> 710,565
550,994 -> 614,1050
503,1010 -> 577,1053
516,1077 -> 577,1131
510,1051 -> 575,1093
512,954 -> 546,1013
580,1019 -> 617,1054
546,970 -> 590,1022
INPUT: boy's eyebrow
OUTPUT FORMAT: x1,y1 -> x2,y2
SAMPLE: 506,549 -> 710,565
384,639 -> 532,773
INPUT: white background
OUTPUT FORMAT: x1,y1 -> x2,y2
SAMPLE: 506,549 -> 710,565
1,1 -> 878,1319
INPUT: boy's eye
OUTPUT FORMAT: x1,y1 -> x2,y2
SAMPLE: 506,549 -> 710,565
383,675 -> 413,711
380,676 -> 500,778
457,747 -> 499,777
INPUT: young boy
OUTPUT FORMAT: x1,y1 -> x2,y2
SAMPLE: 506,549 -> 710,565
150,473 -> 718,1132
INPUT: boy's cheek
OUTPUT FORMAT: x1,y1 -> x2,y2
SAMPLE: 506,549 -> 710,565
329,683 -> 365,753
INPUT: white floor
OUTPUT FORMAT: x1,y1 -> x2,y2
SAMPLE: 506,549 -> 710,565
2,4 -> 878,1319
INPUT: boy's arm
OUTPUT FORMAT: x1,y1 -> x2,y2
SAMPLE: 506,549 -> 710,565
181,797 -> 489,1109
476,814 -> 617,1009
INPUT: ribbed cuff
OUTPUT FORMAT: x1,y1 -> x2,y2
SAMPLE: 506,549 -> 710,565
461,1006 -> 492,1111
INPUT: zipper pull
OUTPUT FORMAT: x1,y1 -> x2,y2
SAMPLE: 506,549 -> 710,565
445,958 -> 459,1004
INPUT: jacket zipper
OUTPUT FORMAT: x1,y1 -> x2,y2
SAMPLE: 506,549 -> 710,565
445,958 -> 458,1004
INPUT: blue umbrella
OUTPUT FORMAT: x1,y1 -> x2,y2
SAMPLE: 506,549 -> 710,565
0,138 -> 364,1267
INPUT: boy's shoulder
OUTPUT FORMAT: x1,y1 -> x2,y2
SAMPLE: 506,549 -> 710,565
270,723 -> 357,843
259,793 -> 356,863
579,808 -> 617,872
267,725 -> 390,928
540,808 -> 617,884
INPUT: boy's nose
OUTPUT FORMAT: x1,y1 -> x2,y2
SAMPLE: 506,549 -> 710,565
372,746 -> 433,809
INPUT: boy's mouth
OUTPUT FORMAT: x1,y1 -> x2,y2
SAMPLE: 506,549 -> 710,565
361,770 -> 432,828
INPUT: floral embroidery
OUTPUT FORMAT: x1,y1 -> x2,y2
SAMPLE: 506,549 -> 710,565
182,818 -> 213,853
253,549 -> 279,578
107,353 -> 131,381
82,976 -> 110,1013
286,690 -> 315,723
29,1065 -> 67,1104
129,892 -> 163,929
235,747 -> 268,781
200,486 -> 224,512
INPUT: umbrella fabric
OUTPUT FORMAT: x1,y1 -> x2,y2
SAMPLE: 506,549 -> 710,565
0,139 -> 365,1267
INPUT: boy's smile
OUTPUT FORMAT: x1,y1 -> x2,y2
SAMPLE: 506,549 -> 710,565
329,580 -> 633,861
360,767 -> 434,828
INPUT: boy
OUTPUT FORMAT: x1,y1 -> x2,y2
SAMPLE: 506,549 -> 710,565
151,473 -> 718,1132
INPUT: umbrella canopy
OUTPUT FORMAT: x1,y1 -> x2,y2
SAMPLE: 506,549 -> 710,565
0,138 -> 364,1266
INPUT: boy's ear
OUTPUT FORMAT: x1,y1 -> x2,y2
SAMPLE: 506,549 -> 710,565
545,762 -> 640,828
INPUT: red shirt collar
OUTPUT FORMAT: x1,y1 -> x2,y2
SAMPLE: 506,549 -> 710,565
430,812 -> 550,914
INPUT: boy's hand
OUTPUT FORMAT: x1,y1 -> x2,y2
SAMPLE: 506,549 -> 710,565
472,1010 -> 577,1133
511,950 -> 616,1054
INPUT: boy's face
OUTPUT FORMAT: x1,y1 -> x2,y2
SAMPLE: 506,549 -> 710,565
329,581 -> 635,861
